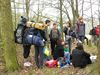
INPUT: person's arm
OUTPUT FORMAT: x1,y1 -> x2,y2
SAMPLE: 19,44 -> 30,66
49,29 -> 52,39
40,30 -> 47,41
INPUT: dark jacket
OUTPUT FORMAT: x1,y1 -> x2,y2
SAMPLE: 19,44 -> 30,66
72,49 -> 91,68
23,27 -> 47,45
63,26 -> 72,36
53,40 -> 64,60
53,45 -> 64,60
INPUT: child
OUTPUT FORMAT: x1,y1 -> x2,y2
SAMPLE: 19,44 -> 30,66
64,44 -> 71,65
53,39 -> 64,60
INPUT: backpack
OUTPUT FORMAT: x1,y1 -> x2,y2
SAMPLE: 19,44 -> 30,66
14,16 -> 27,44
23,28 -> 44,46
95,27 -> 100,36
14,23 -> 26,44
50,29 -> 60,40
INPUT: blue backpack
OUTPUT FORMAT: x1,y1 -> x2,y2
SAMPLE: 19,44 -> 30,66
23,28 -> 44,46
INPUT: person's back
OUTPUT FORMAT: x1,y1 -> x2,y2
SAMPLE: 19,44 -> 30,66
53,39 -> 64,60
72,43 -> 91,68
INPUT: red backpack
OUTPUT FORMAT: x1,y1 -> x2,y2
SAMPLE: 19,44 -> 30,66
95,27 -> 100,36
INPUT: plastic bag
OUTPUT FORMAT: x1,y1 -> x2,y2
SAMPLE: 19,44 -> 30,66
43,46 -> 51,56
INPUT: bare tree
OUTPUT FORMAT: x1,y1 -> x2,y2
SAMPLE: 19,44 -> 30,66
98,0 -> 100,25
25,0 -> 31,19
0,0 -> 19,71
90,0 -> 94,28
59,0 -> 64,38
82,0 -> 84,16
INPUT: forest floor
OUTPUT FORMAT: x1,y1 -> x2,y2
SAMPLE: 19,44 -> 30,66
0,42 -> 99,75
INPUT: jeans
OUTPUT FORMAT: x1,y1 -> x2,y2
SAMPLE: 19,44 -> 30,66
34,45 -> 44,68
78,35 -> 85,43
23,44 -> 31,58
50,39 -> 57,55
64,52 -> 71,65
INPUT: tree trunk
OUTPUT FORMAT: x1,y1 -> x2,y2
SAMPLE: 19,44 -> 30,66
0,0 -> 19,71
76,0 -> 79,18
63,4 -> 72,27
13,0 -> 17,30
37,0 -> 40,22
25,0 -> 30,19
97,28 -> 100,74
82,0 -> 84,16
98,0 -> 100,25
90,0 -> 94,28
71,0 -> 76,26
59,0 -> 63,39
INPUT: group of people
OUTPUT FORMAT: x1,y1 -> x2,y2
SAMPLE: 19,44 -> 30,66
19,16 -> 93,69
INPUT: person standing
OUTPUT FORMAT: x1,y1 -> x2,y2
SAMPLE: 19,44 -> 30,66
49,23 -> 61,56
63,21 -> 72,52
34,20 -> 51,68
75,17 -> 85,43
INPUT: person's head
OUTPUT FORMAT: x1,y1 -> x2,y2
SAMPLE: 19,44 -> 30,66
76,43 -> 84,50
45,20 -> 51,26
53,23 -> 58,29
21,16 -> 27,24
67,21 -> 71,27
78,16 -> 84,23
57,39 -> 64,45
64,43 -> 68,48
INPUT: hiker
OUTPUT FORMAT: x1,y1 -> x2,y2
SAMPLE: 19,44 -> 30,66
34,20 -> 50,68
23,20 -> 50,68
75,17 -> 85,43
18,17 -> 33,67
63,21 -> 72,52
72,43 -> 91,68
53,39 -> 64,60
49,23 -> 61,56
89,27 -> 96,45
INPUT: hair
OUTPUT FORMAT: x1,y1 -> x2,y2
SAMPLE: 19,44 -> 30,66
67,21 -> 71,27
45,20 -> 50,24
76,43 -> 84,50
57,39 -> 64,45
53,23 -> 57,26
78,16 -> 83,20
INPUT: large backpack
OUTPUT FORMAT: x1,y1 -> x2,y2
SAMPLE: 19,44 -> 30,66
14,23 -> 26,44
23,28 -> 44,46
14,16 -> 27,44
